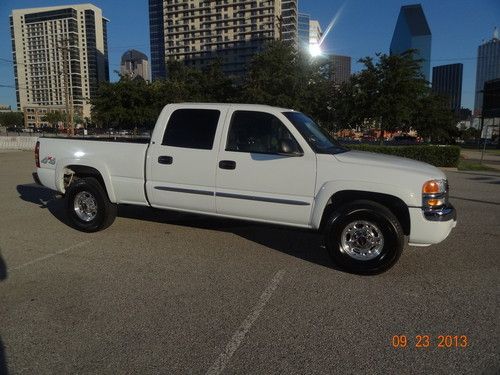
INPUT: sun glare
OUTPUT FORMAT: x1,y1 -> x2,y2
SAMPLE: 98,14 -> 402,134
309,43 -> 322,57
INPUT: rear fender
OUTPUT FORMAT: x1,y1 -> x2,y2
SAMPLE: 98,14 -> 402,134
56,158 -> 117,203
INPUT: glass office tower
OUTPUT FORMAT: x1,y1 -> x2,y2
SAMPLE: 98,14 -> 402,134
390,4 -> 431,82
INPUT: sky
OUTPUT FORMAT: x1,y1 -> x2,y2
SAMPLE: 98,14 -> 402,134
0,0 -> 499,110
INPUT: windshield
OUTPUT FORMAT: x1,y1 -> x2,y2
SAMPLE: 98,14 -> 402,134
283,112 -> 349,154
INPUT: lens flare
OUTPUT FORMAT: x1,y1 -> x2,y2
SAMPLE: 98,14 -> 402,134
309,43 -> 322,57
309,2 -> 346,57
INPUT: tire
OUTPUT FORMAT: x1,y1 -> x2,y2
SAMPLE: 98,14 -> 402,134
65,177 -> 117,232
324,200 -> 404,275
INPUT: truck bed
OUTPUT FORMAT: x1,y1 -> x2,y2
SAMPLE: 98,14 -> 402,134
37,137 -> 150,206
40,136 -> 151,144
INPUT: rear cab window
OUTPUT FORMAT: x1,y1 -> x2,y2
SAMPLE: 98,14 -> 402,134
162,109 -> 220,150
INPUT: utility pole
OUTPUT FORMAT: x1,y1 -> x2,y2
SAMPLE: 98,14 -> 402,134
58,38 -> 74,136
276,15 -> 283,40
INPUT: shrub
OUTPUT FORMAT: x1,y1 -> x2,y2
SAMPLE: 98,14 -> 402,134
346,144 -> 461,167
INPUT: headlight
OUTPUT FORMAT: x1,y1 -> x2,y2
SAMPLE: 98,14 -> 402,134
422,179 -> 448,209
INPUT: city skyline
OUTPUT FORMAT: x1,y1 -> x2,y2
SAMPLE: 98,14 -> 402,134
1,0 -> 499,110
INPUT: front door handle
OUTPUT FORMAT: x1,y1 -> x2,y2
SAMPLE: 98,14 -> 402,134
158,155 -> 173,165
219,160 -> 236,170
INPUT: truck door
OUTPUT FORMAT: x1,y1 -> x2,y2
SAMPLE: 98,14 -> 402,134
146,106 -> 226,213
215,109 -> 316,226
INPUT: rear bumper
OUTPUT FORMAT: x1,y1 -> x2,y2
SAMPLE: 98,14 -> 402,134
408,204 -> 457,246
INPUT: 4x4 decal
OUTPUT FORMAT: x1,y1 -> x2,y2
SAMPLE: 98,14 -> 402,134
41,156 -> 56,165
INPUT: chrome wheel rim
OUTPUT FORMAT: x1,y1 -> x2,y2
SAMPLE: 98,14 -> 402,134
73,191 -> 97,222
340,220 -> 384,261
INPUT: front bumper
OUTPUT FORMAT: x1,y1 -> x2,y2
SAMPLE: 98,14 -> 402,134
408,204 -> 457,246
423,203 -> 457,222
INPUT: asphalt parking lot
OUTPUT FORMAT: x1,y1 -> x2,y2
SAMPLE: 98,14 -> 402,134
0,150 -> 499,374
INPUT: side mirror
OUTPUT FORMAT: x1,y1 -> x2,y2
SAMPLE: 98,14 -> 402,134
278,139 -> 303,156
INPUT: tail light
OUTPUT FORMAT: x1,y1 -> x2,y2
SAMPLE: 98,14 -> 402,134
35,141 -> 40,168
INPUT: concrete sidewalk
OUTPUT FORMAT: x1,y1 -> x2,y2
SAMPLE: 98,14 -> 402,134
461,149 -> 500,170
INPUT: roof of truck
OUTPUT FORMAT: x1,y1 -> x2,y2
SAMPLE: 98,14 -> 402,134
168,103 -> 296,113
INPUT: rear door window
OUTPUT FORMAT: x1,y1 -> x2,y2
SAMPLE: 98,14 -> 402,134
162,109 -> 220,150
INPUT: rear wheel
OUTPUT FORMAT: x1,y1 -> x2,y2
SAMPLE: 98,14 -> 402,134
65,177 -> 117,232
324,200 -> 404,274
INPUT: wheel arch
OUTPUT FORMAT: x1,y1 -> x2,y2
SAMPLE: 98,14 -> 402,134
316,190 -> 411,236
56,159 -> 116,203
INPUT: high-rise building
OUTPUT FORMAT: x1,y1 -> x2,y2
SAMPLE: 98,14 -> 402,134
309,19 -> 322,46
120,50 -> 150,81
10,4 -> 109,120
474,28 -> 500,115
148,0 -> 165,80
483,78 -> 500,118
390,4 -> 431,82
330,55 -> 351,85
281,1 -> 298,48
432,63 -> 463,111
148,0 -> 284,78
298,13 -> 310,51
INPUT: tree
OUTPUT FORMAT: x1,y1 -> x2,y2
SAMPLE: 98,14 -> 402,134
355,51 -> 429,142
0,111 -> 24,128
42,111 -> 65,128
91,75 -> 156,129
411,94 -> 458,142
460,127 -> 480,141
242,41 -> 336,126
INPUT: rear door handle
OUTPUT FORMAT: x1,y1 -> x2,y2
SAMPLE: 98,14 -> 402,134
219,160 -> 236,170
158,155 -> 173,165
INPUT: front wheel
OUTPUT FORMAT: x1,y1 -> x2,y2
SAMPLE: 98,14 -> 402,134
65,177 -> 117,232
324,200 -> 404,275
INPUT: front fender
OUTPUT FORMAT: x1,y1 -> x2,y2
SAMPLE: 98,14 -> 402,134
55,158 -> 117,203
310,180 -> 418,229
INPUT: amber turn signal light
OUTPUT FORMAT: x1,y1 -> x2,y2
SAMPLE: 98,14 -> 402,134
422,180 -> 443,194
426,198 -> 444,207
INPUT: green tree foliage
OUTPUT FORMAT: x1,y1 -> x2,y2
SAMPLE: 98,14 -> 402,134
90,43 -> 457,142
333,51 -> 458,142
42,110 -> 65,127
340,51 -> 427,140
92,75 -> 156,128
410,94 -> 458,142
242,41 -> 336,126
0,111 -> 24,127
92,60 -> 237,128
460,127 -> 480,140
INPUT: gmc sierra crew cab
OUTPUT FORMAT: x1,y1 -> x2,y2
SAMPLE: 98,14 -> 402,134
34,103 -> 457,274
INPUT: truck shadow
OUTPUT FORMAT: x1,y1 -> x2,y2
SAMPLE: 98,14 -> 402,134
16,184 -> 335,269
0,247 -> 8,374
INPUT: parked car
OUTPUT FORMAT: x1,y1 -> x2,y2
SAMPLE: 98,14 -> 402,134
33,103 -> 456,274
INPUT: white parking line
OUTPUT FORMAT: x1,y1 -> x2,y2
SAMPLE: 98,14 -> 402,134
11,240 -> 91,271
206,269 -> 286,375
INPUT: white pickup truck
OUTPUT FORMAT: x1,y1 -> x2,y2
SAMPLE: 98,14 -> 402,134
34,103 -> 456,274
